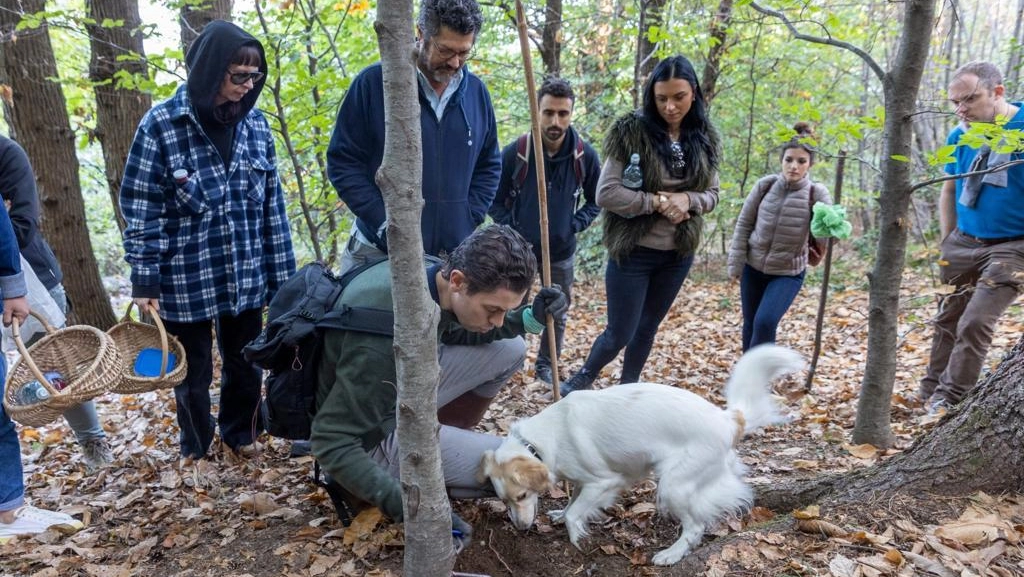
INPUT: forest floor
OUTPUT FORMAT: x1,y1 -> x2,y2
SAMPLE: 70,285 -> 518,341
2,252 -> 1024,577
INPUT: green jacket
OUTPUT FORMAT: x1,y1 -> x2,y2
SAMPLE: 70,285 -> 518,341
309,260 -> 534,521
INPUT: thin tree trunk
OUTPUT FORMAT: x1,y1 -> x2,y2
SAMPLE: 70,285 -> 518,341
577,0 -> 619,111
87,0 -> 152,234
180,0 -> 233,54
633,0 -> 666,107
374,0 -> 449,575
1006,0 -> 1024,94
0,1 -> 116,329
701,0 -> 734,104
852,0 -> 937,448
540,0 -> 562,76
253,2 -> 324,263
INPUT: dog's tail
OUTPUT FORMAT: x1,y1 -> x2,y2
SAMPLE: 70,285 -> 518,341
724,344 -> 804,435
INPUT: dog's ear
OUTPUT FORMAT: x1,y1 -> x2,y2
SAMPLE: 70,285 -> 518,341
476,450 -> 496,484
510,456 -> 552,493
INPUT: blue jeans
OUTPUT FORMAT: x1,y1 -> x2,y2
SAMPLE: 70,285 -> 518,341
162,308 -> 264,458
581,246 -> 694,384
1,356 -> 25,512
740,264 -> 805,351
535,255 -> 575,370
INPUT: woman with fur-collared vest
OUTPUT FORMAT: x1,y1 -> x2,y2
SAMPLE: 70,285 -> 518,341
727,122 -> 832,351
560,56 -> 720,396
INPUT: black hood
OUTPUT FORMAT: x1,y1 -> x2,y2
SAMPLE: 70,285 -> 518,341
185,20 -> 266,126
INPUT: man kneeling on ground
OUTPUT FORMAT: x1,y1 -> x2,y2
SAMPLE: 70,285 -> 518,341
310,224 -> 567,548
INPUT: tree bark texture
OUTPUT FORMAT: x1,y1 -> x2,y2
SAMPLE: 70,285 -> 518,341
179,0 -> 233,54
760,333 -> 1024,515
633,0 -> 665,108
87,0 -> 152,234
0,2 -> 117,329
540,0 -> 562,76
375,2 -> 451,575
852,0 -> 936,449
701,0 -> 734,104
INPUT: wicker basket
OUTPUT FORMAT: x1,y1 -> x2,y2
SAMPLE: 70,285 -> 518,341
3,311 -> 125,427
107,303 -> 187,394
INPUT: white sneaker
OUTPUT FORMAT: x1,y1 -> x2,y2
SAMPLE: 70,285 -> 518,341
0,505 -> 84,544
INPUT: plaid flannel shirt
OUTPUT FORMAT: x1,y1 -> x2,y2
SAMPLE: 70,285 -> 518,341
120,86 -> 295,323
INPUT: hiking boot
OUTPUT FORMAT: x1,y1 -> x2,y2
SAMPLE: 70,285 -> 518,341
289,439 -> 312,458
534,364 -> 553,385
560,368 -> 596,398
80,438 -> 114,473
0,505 -> 84,544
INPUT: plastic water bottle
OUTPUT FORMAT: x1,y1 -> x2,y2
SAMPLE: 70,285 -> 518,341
622,153 -> 643,190
13,380 -> 50,405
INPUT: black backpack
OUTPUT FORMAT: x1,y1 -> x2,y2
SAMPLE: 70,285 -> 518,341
243,258 -> 394,440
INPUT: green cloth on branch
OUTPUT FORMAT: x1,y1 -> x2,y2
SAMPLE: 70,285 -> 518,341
811,203 -> 852,239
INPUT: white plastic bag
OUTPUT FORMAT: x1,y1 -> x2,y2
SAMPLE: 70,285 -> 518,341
2,255 -> 67,356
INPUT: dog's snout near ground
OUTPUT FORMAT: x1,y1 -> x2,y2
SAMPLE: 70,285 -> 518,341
480,344 -> 805,565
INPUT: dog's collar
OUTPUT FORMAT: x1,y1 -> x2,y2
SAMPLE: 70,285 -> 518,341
511,430 -> 542,462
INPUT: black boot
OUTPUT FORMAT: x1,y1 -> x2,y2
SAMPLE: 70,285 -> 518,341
560,368 -> 596,398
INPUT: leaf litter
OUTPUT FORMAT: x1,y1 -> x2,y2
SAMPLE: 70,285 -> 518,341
2,266 -> 1023,576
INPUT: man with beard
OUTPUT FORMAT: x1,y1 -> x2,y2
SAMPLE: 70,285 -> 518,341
318,0 -> 506,452
327,0 -> 500,269
488,77 -> 601,385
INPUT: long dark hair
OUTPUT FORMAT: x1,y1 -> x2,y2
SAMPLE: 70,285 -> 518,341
640,56 -> 718,178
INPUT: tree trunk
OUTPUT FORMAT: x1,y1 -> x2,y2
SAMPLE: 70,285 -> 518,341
0,1 -> 117,329
180,0 -> 233,54
539,0 -> 562,76
852,0 -> 936,448
760,332 -> 1024,515
87,0 -> 152,234
1006,0 -> 1024,94
375,1 -> 450,575
701,0 -> 734,104
633,0 -> 665,107
577,0 -> 620,111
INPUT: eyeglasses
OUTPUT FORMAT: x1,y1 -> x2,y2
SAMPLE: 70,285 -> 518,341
670,141 -> 687,173
228,71 -> 265,85
430,39 -> 473,62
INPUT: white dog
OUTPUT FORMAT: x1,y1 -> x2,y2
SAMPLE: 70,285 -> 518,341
479,344 -> 804,565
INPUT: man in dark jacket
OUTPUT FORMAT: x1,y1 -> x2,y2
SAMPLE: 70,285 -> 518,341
326,0 -> 501,267
0,136 -> 113,472
488,78 -> 601,384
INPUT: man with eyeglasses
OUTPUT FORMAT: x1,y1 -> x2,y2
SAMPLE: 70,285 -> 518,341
327,0 -> 500,268
120,20 -> 296,464
919,60 -> 1024,416
323,0 -> 508,448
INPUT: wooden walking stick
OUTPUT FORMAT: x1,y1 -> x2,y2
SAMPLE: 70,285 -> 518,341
805,152 -> 845,391
514,0 -> 562,401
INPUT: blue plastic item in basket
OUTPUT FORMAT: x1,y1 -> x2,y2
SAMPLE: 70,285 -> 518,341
134,348 -> 178,377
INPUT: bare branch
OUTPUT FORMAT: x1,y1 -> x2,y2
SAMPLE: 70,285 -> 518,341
748,2 -> 886,83
910,159 -> 1024,193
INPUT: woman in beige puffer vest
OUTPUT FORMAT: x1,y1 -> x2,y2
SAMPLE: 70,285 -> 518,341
727,123 -> 831,351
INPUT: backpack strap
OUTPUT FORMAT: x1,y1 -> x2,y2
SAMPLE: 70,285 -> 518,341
317,256 -> 395,336
511,133 -> 531,194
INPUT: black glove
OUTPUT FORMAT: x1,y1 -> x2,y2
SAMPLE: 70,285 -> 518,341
451,511 -> 473,554
532,285 -> 568,322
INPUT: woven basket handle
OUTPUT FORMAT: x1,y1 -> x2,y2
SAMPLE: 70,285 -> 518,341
11,310 -> 61,396
123,302 -> 171,379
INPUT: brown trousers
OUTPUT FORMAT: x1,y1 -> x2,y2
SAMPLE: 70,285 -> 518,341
921,230 -> 1024,404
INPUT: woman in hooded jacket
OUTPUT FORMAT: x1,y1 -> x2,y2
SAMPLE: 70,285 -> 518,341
560,55 -> 720,396
120,21 -> 295,462
727,123 -> 832,351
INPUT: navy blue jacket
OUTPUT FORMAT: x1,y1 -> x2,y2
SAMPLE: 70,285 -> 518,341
489,127 -> 601,262
0,136 -> 63,290
326,63 -> 501,257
